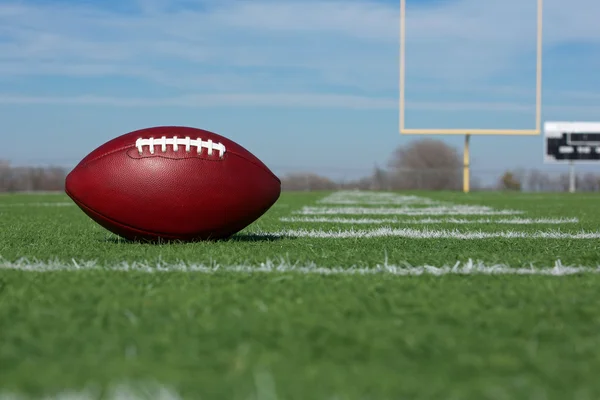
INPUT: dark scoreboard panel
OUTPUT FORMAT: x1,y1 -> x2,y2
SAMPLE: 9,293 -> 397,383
544,122 -> 600,163
568,133 -> 600,144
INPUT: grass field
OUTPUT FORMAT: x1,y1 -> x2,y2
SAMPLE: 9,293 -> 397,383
1,190 -> 600,399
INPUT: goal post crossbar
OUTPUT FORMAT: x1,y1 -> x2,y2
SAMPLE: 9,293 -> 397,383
399,0 -> 544,136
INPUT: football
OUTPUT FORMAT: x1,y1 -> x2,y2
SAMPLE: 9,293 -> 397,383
65,126 -> 281,241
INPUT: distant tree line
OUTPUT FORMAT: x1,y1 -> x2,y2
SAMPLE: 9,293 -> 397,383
0,160 -> 67,192
496,168 -> 600,192
1,139 -> 600,192
280,139 -> 600,192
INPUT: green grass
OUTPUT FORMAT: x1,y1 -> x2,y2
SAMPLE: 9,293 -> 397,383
1,190 -> 600,399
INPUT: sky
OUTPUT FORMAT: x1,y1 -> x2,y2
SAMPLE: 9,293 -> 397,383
0,0 -> 599,183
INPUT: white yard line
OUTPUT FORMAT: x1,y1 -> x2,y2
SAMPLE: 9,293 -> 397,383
0,202 -> 74,207
294,206 -> 524,216
0,191 -> 64,195
317,191 -> 442,205
0,383 -> 183,400
254,228 -> 600,239
319,191 -> 422,199
1,257 -> 600,276
280,217 -> 579,225
316,199 -> 442,205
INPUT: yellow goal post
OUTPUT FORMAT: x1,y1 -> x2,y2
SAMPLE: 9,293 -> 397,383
399,0 -> 544,192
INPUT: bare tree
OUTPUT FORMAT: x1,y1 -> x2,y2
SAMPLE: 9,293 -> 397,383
512,168 -> 527,190
0,163 -> 67,192
557,173 -> 573,192
579,172 -> 600,192
527,169 -> 549,192
387,139 -> 462,190
0,160 -> 10,192
370,165 -> 388,190
498,170 -> 522,191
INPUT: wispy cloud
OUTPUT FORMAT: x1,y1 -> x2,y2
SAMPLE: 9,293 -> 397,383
0,93 -> 597,115
0,0 -> 599,109
0,93 -> 395,108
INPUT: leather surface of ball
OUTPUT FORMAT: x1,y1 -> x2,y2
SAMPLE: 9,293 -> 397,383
65,126 -> 281,241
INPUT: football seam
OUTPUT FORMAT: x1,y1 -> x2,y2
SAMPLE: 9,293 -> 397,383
78,145 -> 134,169
78,144 -> 280,183
126,148 -> 227,162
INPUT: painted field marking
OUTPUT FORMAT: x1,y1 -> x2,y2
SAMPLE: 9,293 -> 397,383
0,202 -> 74,207
320,190 -> 421,198
316,199 -> 442,205
254,228 -> 600,239
2,257 -> 600,276
295,206 -> 524,216
280,217 -> 579,225
317,191 -> 442,205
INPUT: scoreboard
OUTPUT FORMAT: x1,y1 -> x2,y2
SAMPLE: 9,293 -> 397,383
544,121 -> 600,163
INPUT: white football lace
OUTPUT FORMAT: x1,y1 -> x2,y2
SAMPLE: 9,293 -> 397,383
135,136 -> 226,158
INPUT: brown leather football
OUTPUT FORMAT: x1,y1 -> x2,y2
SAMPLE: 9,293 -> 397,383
65,126 -> 280,241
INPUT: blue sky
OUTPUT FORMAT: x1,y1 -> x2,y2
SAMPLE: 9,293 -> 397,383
0,0 -> 599,182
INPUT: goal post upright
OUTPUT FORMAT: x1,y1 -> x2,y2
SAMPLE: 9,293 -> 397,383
399,0 -> 544,193
463,133 -> 470,194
